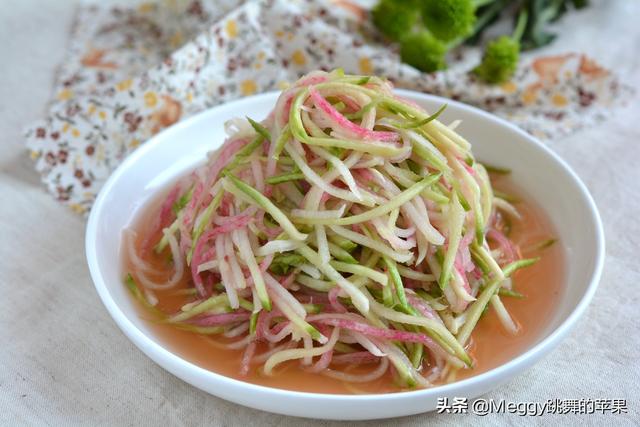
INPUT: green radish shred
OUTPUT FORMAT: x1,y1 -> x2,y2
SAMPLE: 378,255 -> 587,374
225,172 -> 307,241
457,258 -> 539,346
187,190 -> 224,264
383,256 -> 409,310
499,288 -> 525,299
266,171 -> 305,185
439,193 -> 464,289
396,104 -> 447,129
247,117 -> 271,141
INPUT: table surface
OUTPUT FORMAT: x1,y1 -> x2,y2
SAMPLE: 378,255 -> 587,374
1,1 -> 638,425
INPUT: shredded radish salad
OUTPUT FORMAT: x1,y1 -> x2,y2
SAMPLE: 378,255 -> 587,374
123,69 -> 550,388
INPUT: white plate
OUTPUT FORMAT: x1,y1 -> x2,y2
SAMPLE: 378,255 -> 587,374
86,90 -> 604,420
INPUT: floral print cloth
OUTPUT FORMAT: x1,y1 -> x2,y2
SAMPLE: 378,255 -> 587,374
25,0 -> 632,214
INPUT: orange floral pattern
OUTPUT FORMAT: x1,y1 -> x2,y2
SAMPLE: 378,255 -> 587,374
25,0 -> 632,212
80,49 -> 118,69
149,95 -> 182,134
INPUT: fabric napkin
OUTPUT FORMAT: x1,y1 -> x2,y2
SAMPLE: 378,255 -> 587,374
24,0 -> 632,214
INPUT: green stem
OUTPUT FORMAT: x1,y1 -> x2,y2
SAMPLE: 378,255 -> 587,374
512,9 -> 528,42
473,0 -> 497,7
469,0 -> 506,40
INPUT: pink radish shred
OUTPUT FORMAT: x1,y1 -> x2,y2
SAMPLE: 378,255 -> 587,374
309,87 -> 399,143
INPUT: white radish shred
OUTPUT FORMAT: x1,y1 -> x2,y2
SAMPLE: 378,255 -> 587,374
255,240 -> 302,256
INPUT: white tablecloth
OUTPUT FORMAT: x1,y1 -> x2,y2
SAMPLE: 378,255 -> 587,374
1,1 -> 638,425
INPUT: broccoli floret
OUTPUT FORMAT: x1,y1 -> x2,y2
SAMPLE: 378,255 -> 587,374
372,0 -> 420,42
400,31 -> 448,73
473,35 -> 520,84
473,10 -> 527,84
421,0 -> 476,42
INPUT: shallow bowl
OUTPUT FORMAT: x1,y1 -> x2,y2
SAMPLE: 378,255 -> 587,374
86,90 -> 604,420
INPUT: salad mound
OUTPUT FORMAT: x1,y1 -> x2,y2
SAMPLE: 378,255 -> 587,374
124,69 -> 540,387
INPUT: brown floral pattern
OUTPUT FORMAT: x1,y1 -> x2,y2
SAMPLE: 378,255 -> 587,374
25,0 -> 633,214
